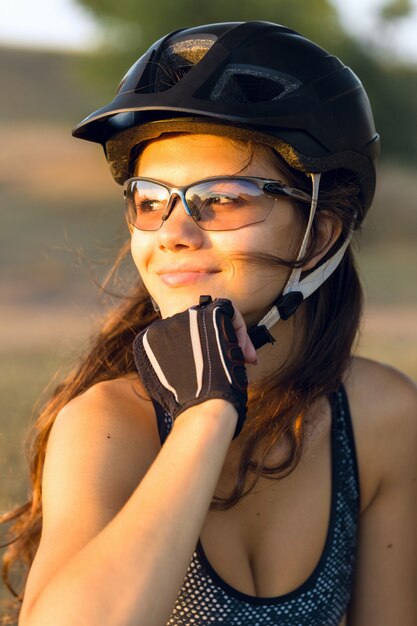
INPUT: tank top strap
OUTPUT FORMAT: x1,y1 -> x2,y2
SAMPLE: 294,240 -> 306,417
329,383 -> 361,513
151,398 -> 173,445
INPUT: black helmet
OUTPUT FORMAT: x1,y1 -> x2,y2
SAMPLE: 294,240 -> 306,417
73,21 -> 380,211
73,21 -> 381,348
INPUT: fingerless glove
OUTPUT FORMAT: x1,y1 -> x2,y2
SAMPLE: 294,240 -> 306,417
133,297 -> 248,438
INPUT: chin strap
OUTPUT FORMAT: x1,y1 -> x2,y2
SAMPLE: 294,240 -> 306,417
248,172 -> 355,350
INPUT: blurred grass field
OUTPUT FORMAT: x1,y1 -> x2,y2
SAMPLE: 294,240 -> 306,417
0,47 -> 416,599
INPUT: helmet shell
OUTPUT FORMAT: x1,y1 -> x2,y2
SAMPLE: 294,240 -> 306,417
73,21 -> 380,210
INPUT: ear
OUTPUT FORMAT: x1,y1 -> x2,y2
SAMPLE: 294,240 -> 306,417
302,212 -> 343,272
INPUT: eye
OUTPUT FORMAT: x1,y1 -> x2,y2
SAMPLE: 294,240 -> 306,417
206,193 -> 241,207
136,198 -> 166,213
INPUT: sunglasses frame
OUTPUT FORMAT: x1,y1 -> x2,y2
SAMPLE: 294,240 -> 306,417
123,175 -> 312,232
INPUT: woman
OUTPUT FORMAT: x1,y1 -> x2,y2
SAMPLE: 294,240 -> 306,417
2,21 -> 416,626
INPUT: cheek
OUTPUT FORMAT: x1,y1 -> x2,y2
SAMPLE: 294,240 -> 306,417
218,208 -> 301,265
130,234 -> 141,270
219,211 -> 302,305
130,231 -> 153,277
264,207 -> 303,257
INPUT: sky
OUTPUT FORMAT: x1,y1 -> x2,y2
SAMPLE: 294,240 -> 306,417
1,0 -> 417,61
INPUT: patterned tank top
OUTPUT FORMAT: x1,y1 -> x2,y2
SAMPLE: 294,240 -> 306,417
151,385 -> 360,626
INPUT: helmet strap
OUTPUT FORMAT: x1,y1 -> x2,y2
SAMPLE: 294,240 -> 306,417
248,173 -> 355,349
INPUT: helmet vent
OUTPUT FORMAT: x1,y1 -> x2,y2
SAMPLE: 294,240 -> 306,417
155,37 -> 216,92
210,67 -> 300,103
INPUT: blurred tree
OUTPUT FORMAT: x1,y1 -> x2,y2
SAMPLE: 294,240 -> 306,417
379,0 -> 413,20
77,0 -> 344,51
74,0 -> 417,163
334,39 -> 417,163
76,0 -> 346,91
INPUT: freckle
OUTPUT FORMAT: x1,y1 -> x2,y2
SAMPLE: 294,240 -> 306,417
387,543 -> 393,549
256,512 -> 261,517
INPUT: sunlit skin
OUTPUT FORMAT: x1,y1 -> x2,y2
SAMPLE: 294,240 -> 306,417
130,134 -> 340,382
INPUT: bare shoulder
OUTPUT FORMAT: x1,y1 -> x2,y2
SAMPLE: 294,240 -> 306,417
53,375 -> 160,448
47,375 -> 161,501
344,356 -> 417,437
41,375 -> 162,539
343,359 -> 417,623
23,376 -> 161,607
345,355 -> 417,406
55,374 -> 158,443
343,356 -> 417,509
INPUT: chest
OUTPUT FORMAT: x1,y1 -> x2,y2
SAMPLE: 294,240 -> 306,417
198,396 -> 372,601
200,421 -> 334,598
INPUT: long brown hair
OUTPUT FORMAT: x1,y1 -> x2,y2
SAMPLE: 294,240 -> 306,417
0,150 -> 364,623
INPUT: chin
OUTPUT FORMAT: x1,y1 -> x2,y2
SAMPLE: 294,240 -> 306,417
159,297 -> 210,318
158,296 -> 257,325
157,289 -> 230,318
157,296 -> 198,318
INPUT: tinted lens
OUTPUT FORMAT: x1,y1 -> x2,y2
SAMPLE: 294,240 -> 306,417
185,179 -> 276,230
125,180 -> 169,230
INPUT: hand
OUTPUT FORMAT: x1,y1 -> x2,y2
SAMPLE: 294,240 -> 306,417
133,297 -> 255,438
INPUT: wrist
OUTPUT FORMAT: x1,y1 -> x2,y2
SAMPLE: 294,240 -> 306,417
174,399 -> 238,438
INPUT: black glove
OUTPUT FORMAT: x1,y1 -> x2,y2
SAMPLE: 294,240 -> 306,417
133,297 -> 248,439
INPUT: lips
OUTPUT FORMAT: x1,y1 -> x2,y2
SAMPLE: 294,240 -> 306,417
157,267 -> 220,287
157,267 -> 219,274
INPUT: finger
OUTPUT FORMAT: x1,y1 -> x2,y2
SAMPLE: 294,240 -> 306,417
244,333 -> 258,365
230,304 -> 258,365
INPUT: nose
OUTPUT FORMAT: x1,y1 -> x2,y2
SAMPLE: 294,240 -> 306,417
161,192 -> 189,222
157,195 -> 204,251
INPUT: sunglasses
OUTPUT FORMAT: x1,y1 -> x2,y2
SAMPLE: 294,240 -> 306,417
124,176 -> 312,232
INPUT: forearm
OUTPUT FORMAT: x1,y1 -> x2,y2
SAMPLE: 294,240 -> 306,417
20,400 -> 237,626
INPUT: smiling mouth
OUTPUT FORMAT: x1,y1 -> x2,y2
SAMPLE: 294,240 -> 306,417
158,270 -> 219,286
